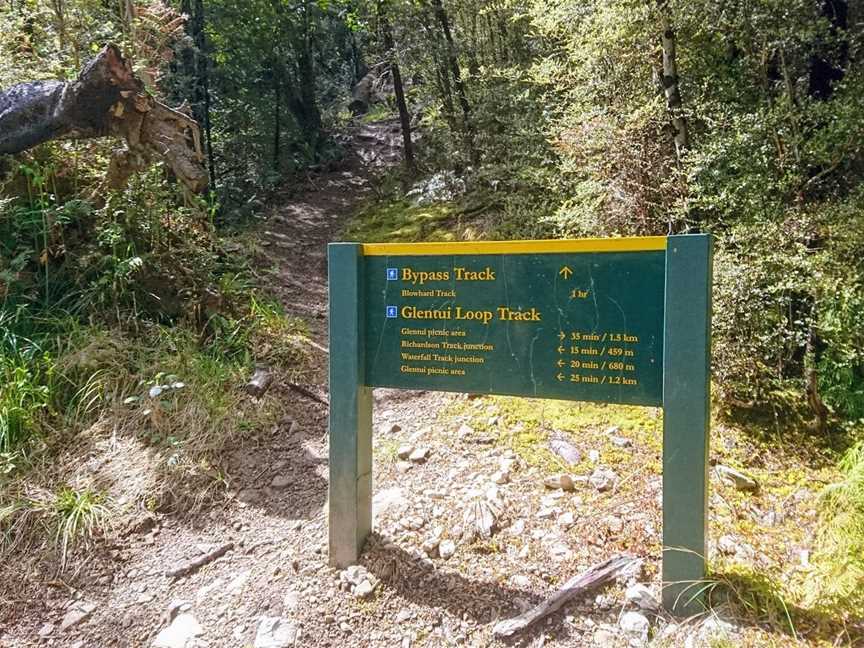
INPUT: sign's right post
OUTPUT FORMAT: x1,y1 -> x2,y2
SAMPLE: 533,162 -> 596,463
662,233 -> 713,615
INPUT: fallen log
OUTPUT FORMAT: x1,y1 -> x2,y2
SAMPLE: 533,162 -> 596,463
165,542 -> 233,579
245,367 -> 274,398
492,554 -> 641,638
0,44 -> 207,193
286,381 -> 329,407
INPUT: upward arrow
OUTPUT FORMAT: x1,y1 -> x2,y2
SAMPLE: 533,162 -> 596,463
559,266 -> 573,279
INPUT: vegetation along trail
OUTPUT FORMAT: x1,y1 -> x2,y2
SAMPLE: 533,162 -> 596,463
2,1 -> 864,647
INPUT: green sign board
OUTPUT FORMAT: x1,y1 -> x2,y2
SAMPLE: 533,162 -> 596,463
363,243 -> 665,405
327,235 -> 712,615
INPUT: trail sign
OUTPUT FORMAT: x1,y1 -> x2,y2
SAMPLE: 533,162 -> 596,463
327,235 -> 712,615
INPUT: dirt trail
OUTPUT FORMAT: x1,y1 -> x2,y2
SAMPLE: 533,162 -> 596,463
1,119 -> 669,648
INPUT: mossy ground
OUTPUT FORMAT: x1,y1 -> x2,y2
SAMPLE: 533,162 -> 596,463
343,199 -> 460,243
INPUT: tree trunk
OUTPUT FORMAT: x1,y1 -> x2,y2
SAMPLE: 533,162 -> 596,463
0,44 -> 208,192
296,0 -> 322,150
378,0 -> 415,173
192,0 -> 216,189
430,0 -> 478,164
808,0 -> 849,100
273,72 -> 281,170
658,1 -> 689,160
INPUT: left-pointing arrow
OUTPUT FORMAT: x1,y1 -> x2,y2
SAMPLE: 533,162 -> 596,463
556,373 -> 565,381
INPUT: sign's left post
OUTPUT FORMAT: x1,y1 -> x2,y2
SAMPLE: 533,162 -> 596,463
328,243 -> 373,568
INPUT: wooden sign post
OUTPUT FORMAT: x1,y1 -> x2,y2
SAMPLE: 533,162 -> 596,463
327,235 -> 712,614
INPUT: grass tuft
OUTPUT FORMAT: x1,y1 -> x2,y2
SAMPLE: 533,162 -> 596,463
52,486 -> 109,570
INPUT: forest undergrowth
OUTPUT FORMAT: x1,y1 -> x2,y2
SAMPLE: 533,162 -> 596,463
2,0 -> 864,644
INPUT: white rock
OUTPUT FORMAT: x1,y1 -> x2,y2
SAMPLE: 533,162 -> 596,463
340,565 -> 369,587
408,447 -> 430,463
549,437 -> 581,464
589,467 -> 618,492
492,470 -> 510,485
605,516 -> 624,533
421,535 -> 441,555
619,610 -> 650,637
226,570 -> 250,593
715,465 -> 759,493
153,614 -> 203,648
354,580 -> 376,599
397,444 -> 414,460
271,475 -> 291,489
625,584 -> 659,611
60,601 -> 96,632
545,536 -> 573,561
37,622 -> 54,637
509,574 -> 531,588
537,507 -> 557,519
499,458 -> 518,473
485,485 -> 503,505
283,590 -> 300,611
457,423 -> 474,436
395,608 -> 412,623
593,627 -> 617,645
373,487 -> 407,517
542,492 -> 565,504
254,616 -> 297,648
557,512 -> 575,528
588,449 -> 600,463
717,535 -> 739,555
400,515 -> 425,531
509,519 -> 526,536
610,435 -> 632,448
439,540 -> 456,559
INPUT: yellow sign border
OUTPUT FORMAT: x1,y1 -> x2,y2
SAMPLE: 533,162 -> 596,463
361,236 -> 667,256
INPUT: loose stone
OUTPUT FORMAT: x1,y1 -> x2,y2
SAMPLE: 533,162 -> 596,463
60,601 -> 96,632
152,614 -> 203,648
253,617 -> 297,648
619,610 -> 650,637
589,467 -> 618,492
625,584 -> 659,611
409,447 -> 430,463
715,465 -> 759,493
439,540 -> 456,559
